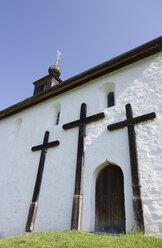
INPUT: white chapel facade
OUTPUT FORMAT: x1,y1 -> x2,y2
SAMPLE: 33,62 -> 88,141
0,37 -> 162,238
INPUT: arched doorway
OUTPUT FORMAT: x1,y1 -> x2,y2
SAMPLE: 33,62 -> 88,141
95,164 -> 125,234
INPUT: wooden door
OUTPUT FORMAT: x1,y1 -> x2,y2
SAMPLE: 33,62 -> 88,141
95,165 -> 125,234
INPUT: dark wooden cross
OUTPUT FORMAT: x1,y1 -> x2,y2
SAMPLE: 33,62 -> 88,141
107,103 -> 156,232
25,131 -> 59,232
63,103 -> 105,230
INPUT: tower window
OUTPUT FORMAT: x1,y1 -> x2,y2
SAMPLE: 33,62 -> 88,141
40,84 -> 45,91
107,92 -> 115,108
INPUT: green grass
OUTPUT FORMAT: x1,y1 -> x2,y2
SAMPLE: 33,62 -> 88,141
0,231 -> 162,248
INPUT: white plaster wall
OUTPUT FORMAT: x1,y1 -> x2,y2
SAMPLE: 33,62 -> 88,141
0,52 -> 161,238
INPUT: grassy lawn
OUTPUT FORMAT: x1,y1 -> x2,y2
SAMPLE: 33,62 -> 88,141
0,231 -> 161,248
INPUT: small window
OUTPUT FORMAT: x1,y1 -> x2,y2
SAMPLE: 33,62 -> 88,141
11,117 -> 22,139
53,102 -> 61,125
107,92 -> 115,107
56,111 -> 60,125
40,84 -> 45,91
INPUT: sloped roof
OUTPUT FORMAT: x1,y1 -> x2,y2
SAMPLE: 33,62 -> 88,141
0,36 -> 162,120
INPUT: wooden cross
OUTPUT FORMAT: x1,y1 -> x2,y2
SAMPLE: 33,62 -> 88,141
107,103 -> 156,232
25,131 -> 59,232
63,103 -> 105,230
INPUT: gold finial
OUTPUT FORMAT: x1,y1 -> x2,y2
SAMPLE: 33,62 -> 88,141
56,50 -> 61,65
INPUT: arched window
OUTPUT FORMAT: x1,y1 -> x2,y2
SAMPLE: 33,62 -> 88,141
107,92 -> 115,108
53,102 -> 61,125
56,111 -> 60,125
11,117 -> 22,139
100,82 -> 115,109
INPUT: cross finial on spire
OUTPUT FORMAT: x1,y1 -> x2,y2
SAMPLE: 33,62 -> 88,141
48,50 -> 62,77
56,50 -> 61,65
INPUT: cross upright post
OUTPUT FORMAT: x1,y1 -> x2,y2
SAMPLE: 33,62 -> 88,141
63,103 -> 105,230
107,103 -> 156,232
25,131 -> 59,232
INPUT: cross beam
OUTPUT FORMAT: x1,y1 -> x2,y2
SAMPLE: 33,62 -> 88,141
63,103 -> 105,230
107,103 -> 156,232
25,131 -> 59,232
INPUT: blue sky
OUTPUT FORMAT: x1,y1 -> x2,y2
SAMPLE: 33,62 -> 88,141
0,0 -> 161,110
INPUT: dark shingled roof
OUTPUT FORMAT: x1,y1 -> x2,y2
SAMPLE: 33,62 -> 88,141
0,36 -> 162,120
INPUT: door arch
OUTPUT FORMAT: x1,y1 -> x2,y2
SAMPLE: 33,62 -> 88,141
95,164 -> 125,234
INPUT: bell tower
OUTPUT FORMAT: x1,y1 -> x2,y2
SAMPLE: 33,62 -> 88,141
33,51 -> 62,95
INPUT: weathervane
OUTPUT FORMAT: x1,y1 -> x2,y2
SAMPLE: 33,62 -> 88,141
56,50 -> 61,65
